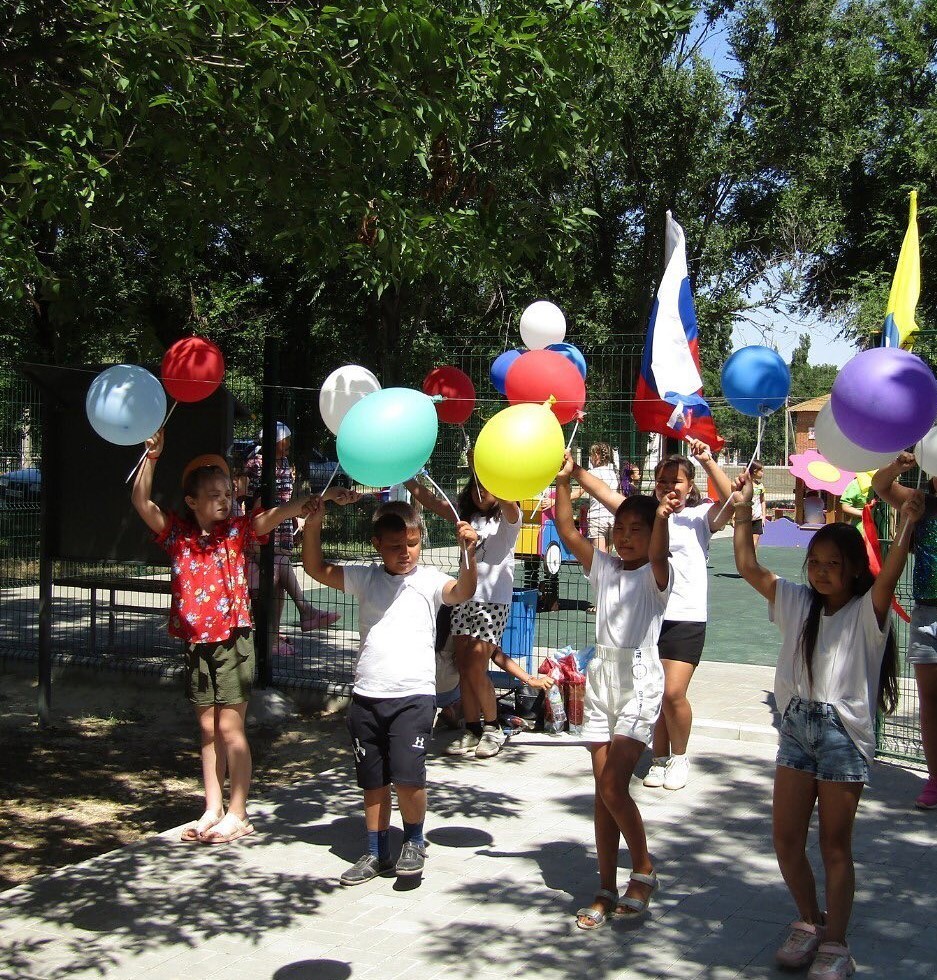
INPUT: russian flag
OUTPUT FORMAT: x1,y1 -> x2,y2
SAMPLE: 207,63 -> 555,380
633,211 -> 724,451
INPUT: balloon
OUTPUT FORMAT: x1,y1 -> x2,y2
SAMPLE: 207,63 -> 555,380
519,301 -> 566,350
546,342 -> 587,379
831,347 -> 937,453
814,402 -> 898,473
721,346 -> 791,417
915,426 -> 937,476
86,365 -> 167,446
505,349 -> 586,424
161,337 -> 225,403
336,388 -> 438,487
320,365 -> 381,435
490,349 -> 522,395
474,403 -> 565,500
422,366 -> 475,425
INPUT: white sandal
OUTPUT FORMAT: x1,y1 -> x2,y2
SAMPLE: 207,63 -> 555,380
616,871 -> 658,915
575,888 -> 618,930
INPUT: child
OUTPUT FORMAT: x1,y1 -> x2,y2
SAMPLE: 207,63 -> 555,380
302,495 -> 479,884
570,443 -> 620,554
749,459 -> 766,549
131,428 -> 310,844
569,439 -> 732,791
405,470 -> 522,760
555,452 -> 675,929
873,451 -> 937,809
245,422 -> 339,650
733,472 -> 921,978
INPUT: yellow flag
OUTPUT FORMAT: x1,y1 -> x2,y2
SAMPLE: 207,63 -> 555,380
881,190 -> 920,349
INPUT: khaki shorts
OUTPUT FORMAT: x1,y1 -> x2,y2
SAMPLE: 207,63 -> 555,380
184,629 -> 255,706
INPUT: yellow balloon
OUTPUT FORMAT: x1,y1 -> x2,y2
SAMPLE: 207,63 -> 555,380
474,403 -> 565,500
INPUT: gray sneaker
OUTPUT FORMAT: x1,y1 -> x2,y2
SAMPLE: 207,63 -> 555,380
445,731 -> 480,756
395,840 -> 427,876
475,725 -> 507,759
339,853 -> 394,886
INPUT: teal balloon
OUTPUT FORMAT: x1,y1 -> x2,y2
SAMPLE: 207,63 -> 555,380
337,388 -> 439,487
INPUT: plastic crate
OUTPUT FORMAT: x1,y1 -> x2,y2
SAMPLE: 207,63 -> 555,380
490,588 -> 537,687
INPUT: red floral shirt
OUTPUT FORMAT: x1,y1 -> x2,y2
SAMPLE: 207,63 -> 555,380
156,512 -> 267,644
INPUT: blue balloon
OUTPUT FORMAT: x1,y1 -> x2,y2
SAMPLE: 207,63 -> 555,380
337,388 -> 439,487
721,346 -> 791,417
490,349 -> 523,395
86,365 -> 168,446
546,342 -> 587,379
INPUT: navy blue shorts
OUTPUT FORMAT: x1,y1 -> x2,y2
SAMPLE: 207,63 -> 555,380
347,693 -> 436,790
776,697 -> 870,784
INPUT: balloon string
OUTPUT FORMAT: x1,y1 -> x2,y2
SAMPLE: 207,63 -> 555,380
124,401 -> 178,484
565,418 -> 581,452
319,462 -> 341,497
421,470 -> 469,569
460,425 -> 482,502
712,417 -> 762,525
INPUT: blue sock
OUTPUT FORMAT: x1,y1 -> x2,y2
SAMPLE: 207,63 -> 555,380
403,820 -> 424,846
368,829 -> 390,860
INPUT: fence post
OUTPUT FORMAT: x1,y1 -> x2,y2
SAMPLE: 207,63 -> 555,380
255,339 -> 280,688
37,387 -> 54,727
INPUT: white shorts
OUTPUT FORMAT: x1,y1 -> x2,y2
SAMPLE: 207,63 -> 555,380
450,600 -> 510,644
909,605 -> 937,665
581,644 -> 665,745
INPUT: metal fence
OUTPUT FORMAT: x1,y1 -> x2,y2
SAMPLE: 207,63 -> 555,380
0,353 -> 926,764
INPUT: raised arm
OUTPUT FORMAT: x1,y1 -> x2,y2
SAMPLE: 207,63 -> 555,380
686,438 -> 732,530
871,491 -> 924,626
571,458 -> 625,516
871,452 -> 918,510
442,521 -> 479,605
131,429 -> 168,535
404,478 -> 456,522
300,493 -> 351,591
555,452 -> 595,573
732,473 -> 778,602
650,492 -> 676,591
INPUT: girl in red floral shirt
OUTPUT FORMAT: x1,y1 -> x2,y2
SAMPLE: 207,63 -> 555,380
132,428 -> 311,844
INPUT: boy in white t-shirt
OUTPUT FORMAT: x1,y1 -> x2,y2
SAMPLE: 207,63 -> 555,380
302,495 -> 478,885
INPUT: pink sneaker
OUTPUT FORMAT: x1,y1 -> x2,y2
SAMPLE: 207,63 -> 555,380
300,609 -> 341,631
807,942 -> 856,979
776,920 -> 824,969
915,776 -> 937,809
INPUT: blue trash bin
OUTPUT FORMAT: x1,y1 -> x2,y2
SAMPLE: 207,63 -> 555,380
490,588 -> 538,686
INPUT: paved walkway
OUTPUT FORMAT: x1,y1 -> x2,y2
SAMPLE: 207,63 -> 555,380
2,697 -> 934,979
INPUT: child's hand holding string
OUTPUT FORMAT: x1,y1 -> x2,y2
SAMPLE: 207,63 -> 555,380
327,487 -> 362,506
455,520 -> 478,552
557,450 -> 575,483
891,450 -> 917,475
901,490 -> 925,528
729,471 -> 754,505
145,428 -> 165,460
686,437 -> 712,463
657,491 -> 680,520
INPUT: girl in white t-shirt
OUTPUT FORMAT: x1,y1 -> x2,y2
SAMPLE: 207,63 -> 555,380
733,473 -> 920,980
556,452 -> 675,930
406,471 -> 521,760
570,442 -> 620,553
571,439 -> 732,791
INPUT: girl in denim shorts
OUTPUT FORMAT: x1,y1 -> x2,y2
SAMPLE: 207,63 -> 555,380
873,452 -> 937,809
733,472 -> 922,980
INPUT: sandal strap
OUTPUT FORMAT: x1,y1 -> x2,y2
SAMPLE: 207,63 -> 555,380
595,888 -> 619,903
629,871 -> 658,888
616,896 -> 649,913
575,906 -> 607,927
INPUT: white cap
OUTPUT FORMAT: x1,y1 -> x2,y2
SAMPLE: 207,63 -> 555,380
258,422 -> 291,442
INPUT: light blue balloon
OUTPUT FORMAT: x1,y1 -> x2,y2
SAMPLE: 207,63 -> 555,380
337,387 -> 439,487
546,342 -> 587,379
85,365 -> 168,445
721,346 -> 791,417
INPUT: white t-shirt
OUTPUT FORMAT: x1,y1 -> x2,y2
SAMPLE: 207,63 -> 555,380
342,563 -> 453,698
770,579 -> 890,762
665,503 -> 713,622
471,509 -> 521,604
586,463 -> 620,524
587,551 -> 673,651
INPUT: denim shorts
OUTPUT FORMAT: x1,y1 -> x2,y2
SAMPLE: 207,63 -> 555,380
908,605 -> 937,665
776,697 -> 870,784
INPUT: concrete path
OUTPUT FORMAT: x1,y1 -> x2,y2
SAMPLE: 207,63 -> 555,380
2,723 -> 934,979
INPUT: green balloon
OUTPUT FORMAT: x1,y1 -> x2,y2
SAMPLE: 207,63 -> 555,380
337,388 -> 439,487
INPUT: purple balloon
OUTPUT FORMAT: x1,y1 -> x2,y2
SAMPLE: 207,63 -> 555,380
490,349 -> 523,395
831,348 -> 937,453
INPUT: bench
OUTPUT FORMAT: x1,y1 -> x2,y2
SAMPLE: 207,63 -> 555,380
55,575 -> 172,656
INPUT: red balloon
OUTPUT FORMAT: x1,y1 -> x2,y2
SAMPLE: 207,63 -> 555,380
161,337 -> 225,403
422,366 -> 476,425
505,350 -> 585,424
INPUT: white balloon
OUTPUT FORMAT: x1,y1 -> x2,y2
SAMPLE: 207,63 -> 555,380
520,301 -> 566,350
814,402 -> 897,473
319,365 -> 381,435
915,426 -> 937,476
